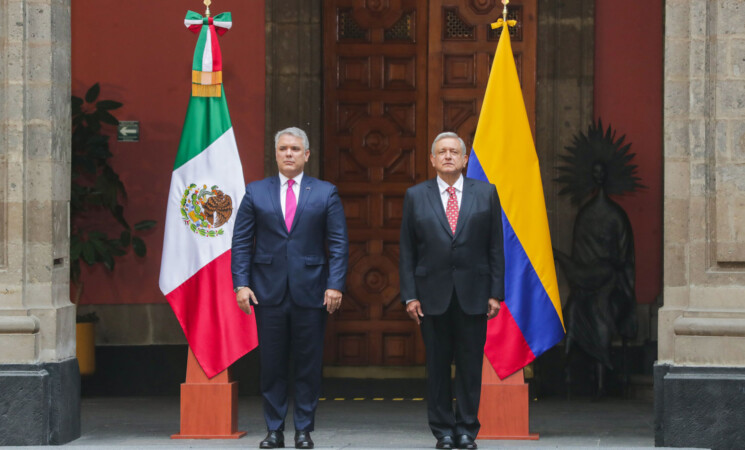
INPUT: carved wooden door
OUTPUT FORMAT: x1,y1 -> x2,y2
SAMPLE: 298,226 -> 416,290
323,0 -> 536,366
323,0 -> 429,366
427,0 -> 536,175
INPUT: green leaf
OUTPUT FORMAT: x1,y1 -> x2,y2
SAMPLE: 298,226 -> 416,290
70,260 -> 81,284
90,237 -> 108,256
88,231 -> 107,240
72,96 -> 83,115
82,241 -> 96,265
102,252 -> 115,271
198,229 -> 206,236
210,185 -> 218,190
85,113 -> 101,133
208,231 -> 216,237
134,220 -> 156,230
112,204 -> 130,230
217,229 -> 224,235
119,230 -> 131,247
190,223 -> 197,232
98,110 -> 119,126
189,183 -> 197,188
96,100 -> 123,111
132,237 -> 146,257
85,83 -> 100,103
70,239 -> 82,261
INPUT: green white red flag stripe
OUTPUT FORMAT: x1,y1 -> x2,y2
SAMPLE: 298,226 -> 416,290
185,11 -> 231,74
159,12 -> 257,378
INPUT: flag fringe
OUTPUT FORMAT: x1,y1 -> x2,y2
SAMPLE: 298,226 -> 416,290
192,84 -> 222,97
192,70 -> 223,85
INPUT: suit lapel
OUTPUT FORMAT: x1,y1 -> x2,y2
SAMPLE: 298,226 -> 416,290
290,175 -> 313,234
269,176 -> 287,235
453,177 -> 475,241
426,178 -> 453,237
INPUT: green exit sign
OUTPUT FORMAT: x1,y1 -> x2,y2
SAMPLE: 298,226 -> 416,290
117,121 -> 139,142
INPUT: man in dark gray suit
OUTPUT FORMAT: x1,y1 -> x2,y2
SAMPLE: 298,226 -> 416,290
399,132 -> 505,450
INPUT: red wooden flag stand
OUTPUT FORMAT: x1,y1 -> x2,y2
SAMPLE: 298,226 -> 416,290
171,347 -> 246,439
477,356 -> 539,440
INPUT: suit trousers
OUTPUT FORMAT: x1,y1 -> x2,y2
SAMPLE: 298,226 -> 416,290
254,290 -> 327,432
420,291 -> 487,439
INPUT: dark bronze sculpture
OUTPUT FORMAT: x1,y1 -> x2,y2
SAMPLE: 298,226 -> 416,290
554,120 -> 643,397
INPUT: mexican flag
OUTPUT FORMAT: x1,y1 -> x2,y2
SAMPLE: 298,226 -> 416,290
159,11 -> 258,378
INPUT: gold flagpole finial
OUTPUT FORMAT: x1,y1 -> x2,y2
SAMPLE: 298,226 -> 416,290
204,0 -> 212,17
491,0 -> 516,30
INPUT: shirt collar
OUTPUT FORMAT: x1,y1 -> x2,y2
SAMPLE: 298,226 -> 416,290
279,171 -> 304,187
436,174 -> 464,194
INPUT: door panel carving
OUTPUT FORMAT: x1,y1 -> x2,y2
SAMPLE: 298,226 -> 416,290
324,0 -> 536,366
428,0 -> 536,177
324,0 -> 428,366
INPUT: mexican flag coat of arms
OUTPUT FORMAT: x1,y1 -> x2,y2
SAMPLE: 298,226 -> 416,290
159,10 -> 258,378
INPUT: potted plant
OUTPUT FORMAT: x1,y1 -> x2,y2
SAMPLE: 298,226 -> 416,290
71,83 -> 156,374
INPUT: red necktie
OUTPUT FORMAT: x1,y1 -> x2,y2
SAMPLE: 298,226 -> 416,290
446,186 -> 459,233
285,179 -> 297,231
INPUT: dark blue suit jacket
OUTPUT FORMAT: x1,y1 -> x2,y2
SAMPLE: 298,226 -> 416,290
231,175 -> 348,308
399,177 -> 505,315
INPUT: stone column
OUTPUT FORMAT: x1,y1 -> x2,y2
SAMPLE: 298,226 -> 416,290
264,0 -> 323,177
657,0 -> 745,448
0,0 -> 80,445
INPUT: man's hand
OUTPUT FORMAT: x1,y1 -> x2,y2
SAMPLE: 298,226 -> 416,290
324,289 -> 343,314
236,287 -> 258,315
406,300 -> 424,325
487,298 -> 501,320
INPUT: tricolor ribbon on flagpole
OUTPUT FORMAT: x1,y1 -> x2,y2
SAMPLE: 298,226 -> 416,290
184,11 -> 233,97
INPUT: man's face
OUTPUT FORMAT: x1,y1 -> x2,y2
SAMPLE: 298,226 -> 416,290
430,137 -> 468,177
275,133 -> 309,178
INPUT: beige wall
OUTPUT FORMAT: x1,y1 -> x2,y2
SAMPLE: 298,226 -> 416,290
0,0 -> 75,364
660,0 -> 745,366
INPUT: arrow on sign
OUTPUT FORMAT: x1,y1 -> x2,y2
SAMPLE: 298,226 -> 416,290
120,126 -> 136,136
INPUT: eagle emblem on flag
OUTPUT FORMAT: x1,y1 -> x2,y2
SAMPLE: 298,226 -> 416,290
180,183 -> 233,237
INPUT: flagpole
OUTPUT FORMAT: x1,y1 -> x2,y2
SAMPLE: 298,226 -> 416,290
477,0 -> 539,440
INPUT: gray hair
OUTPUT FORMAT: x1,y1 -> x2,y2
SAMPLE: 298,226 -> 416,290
431,132 -> 467,156
274,127 -> 310,150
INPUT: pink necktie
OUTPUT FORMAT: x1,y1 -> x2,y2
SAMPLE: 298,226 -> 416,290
446,186 -> 459,233
285,179 -> 297,231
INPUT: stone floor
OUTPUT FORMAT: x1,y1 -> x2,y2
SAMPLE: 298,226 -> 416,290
12,395 -> 706,449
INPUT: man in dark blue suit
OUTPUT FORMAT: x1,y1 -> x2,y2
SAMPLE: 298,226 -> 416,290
232,127 -> 348,449
400,132 -> 505,450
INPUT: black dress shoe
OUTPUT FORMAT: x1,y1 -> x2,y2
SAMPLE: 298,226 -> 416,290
456,434 -> 478,449
260,430 -> 285,449
435,435 -> 455,449
294,430 -> 314,449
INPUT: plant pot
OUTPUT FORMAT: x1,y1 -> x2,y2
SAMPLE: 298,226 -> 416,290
76,322 -> 96,375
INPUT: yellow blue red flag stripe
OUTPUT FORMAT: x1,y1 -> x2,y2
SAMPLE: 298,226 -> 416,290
466,23 -> 565,378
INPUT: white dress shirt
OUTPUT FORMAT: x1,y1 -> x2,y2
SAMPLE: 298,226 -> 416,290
436,174 -> 464,213
278,172 -> 303,216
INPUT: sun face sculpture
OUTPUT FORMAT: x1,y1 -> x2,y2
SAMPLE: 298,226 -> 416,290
555,119 -> 644,204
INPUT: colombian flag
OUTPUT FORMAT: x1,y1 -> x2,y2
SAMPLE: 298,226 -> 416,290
466,20 -> 565,378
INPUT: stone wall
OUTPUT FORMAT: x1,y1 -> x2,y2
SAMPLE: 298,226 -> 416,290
657,0 -> 745,447
660,0 -> 745,370
0,0 -> 79,444
264,0 -> 323,178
